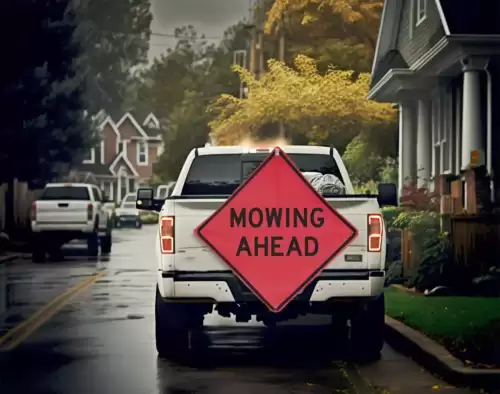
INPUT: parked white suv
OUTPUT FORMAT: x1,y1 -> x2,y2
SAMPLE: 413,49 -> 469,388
31,183 -> 113,261
137,145 -> 397,361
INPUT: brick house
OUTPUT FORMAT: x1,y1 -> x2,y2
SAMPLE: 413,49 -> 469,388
66,112 -> 163,203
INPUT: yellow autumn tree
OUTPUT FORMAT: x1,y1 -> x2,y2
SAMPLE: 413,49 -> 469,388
265,0 -> 383,57
208,55 -> 395,146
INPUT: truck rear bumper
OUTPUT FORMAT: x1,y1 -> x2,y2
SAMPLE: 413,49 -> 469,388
157,270 -> 385,302
32,222 -> 94,233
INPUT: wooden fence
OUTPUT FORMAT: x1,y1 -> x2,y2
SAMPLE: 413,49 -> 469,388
400,215 -> 500,279
451,214 -> 500,277
0,179 -> 40,235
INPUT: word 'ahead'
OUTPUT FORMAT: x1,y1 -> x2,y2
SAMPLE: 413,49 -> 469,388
195,147 -> 358,312
230,207 -> 324,257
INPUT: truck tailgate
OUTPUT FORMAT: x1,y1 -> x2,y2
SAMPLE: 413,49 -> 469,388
172,197 -> 379,272
35,200 -> 89,223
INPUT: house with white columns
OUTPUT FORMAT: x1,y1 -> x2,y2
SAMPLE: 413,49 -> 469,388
369,0 -> 500,212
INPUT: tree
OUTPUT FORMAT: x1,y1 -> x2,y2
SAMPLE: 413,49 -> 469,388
208,54 -> 395,146
134,23 -> 251,181
265,0 -> 383,59
73,0 -> 152,115
154,91 -> 211,181
0,0 -> 90,186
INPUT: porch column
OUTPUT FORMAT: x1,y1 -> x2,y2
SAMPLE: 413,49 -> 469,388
461,57 -> 487,169
398,102 -> 417,195
416,98 -> 432,188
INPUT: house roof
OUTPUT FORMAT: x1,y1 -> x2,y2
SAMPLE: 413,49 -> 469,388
108,151 -> 139,177
78,163 -> 113,176
439,0 -> 500,35
369,0 -> 406,89
370,0 -> 500,90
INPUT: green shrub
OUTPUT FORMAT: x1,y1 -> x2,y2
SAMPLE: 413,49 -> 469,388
140,213 -> 159,224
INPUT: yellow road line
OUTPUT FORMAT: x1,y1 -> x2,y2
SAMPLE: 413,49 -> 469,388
0,271 -> 104,351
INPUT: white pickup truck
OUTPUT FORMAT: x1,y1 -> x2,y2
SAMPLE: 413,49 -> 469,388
31,183 -> 113,262
136,145 -> 398,361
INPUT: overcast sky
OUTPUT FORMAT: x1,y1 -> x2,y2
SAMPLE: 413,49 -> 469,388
149,0 -> 253,61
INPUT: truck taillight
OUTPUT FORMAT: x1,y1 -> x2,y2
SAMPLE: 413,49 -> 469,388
368,214 -> 383,252
87,203 -> 93,221
30,202 -> 37,221
160,216 -> 175,254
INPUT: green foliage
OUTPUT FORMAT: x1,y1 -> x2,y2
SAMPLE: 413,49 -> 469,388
73,0 -> 152,114
352,180 -> 378,194
385,260 -> 404,286
0,0 -> 90,185
342,126 -> 398,184
406,236 -> 456,292
343,134 -> 383,183
133,23 -> 251,181
154,91 -> 211,181
381,207 -> 404,232
140,212 -> 159,225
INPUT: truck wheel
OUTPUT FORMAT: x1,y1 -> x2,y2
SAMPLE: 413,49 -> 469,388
47,244 -> 63,262
100,233 -> 112,254
350,294 -> 385,363
155,286 -> 203,361
32,245 -> 46,263
136,219 -> 142,229
87,231 -> 99,258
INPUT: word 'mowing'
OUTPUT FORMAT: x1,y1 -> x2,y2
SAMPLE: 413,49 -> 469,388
230,207 -> 325,257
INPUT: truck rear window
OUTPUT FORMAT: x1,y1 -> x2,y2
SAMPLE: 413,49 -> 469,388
39,186 -> 90,200
181,153 -> 343,196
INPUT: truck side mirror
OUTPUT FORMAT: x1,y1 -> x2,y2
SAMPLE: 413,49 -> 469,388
136,188 -> 154,210
377,183 -> 398,207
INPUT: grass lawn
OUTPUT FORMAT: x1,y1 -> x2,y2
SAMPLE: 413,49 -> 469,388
385,286 -> 500,366
385,287 -> 500,338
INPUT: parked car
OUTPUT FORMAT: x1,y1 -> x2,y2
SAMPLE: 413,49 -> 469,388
114,193 -> 141,229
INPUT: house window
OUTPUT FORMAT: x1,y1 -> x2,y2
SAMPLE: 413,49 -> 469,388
117,140 -> 125,154
137,141 -> 148,165
128,178 -> 135,193
416,0 -> 427,25
83,148 -> 95,163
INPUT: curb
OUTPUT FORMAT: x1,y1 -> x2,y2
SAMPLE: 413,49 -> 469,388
0,254 -> 22,265
384,315 -> 500,388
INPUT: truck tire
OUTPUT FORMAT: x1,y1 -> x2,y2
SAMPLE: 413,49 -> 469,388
47,244 -> 63,262
87,231 -> 99,258
100,233 -> 112,254
350,294 -> 385,363
32,243 -> 46,263
155,286 -> 203,361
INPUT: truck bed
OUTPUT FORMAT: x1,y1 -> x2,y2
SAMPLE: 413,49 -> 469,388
168,196 -> 382,272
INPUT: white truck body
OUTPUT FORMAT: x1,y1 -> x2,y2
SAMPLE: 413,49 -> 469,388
30,183 -> 113,261
32,183 -> 109,234
153,146 -> 386,302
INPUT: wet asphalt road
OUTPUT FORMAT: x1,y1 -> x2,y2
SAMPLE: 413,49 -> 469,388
0,226 -> 479,394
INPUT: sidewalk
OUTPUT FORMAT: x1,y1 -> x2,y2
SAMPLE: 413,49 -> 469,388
0,254 -> 23,265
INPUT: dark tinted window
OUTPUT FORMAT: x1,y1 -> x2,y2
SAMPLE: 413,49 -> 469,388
39,186 -> 90,200
181,153 -> 342,196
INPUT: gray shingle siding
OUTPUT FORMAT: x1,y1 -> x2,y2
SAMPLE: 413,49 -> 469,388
396,0 -> 445,68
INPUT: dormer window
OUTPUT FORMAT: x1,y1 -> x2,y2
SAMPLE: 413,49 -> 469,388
416,0 -> 427,26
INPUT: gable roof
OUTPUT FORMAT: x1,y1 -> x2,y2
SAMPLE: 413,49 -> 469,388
99,115 -> 120,136
108,151 -> 139,177
116,112 -> 150,139
370,0 -> 406,89
438,0 -> 500,35
143,113 -> 160,129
